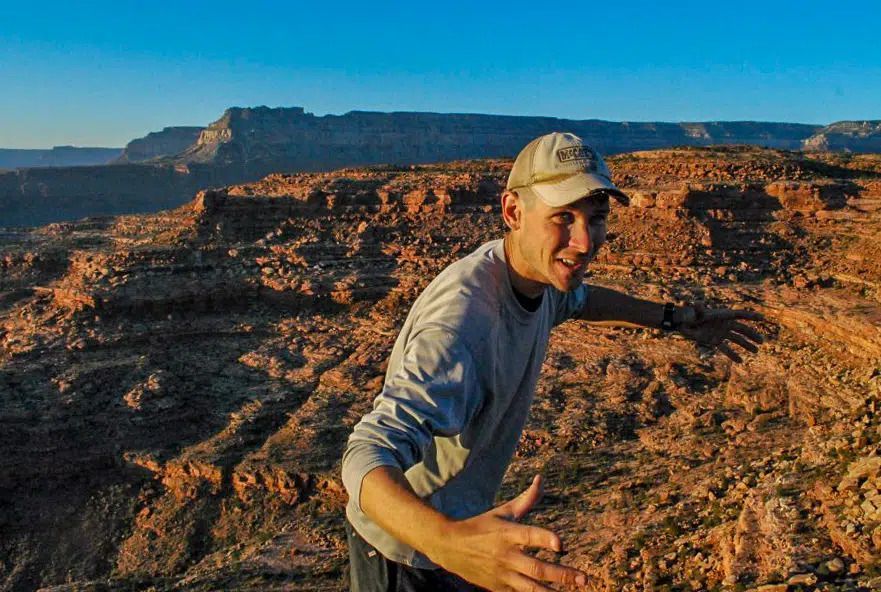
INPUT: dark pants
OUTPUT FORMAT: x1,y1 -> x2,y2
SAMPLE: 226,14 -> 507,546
346,521 -> 485,592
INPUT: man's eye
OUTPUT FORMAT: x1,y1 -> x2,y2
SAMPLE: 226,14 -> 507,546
554,213 -> 574,224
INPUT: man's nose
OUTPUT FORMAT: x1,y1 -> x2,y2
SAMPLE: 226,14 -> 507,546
569,221 -> 591,253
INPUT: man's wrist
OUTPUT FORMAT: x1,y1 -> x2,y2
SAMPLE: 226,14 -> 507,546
359,465 -> 456,561
422,516 -> 460,565
661,302 -> 677,331
661,303 -> 697,331
672,304 -> 698,329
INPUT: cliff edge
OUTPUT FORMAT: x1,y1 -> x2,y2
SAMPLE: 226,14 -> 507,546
115,126 -> 205,163
176,107 -> 822,183
803,120 -> 881,152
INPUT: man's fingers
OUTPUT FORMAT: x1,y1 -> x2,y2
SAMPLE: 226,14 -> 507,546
507,524 -> 562,552
701,309 -> 764,323
726,332 -> 760,354
729,321 -> 764,343
717,342 -> 743,363
737,310 -> 765,322
505,572 -> 556,592
507,552 -> 587,588
497,475 -> 543,521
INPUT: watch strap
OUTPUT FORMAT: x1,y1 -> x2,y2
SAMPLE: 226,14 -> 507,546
661,302 -> 676,331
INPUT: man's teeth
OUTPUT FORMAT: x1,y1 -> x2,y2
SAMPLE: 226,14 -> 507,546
561,258 -> 577,266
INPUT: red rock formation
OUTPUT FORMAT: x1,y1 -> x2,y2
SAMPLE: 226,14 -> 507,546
1,147 -> 880,591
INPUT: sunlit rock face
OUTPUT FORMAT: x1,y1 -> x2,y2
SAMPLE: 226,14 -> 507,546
1,146 -> 881,591
115,127 -> 206,163
803,121 -> 881,153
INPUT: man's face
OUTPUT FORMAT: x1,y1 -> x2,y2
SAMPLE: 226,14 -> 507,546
510,193 -> 610,293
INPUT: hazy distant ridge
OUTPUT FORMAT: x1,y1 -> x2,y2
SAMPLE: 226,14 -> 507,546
0,146 -> 121,169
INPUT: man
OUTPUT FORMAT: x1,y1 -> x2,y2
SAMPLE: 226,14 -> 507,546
341,132 -> 763,591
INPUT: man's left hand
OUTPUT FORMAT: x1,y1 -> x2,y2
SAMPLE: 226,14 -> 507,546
674,303 -> 765,363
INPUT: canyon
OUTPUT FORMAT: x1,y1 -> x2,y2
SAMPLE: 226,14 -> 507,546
1,145 -> 880,591
3,107 -> 880,228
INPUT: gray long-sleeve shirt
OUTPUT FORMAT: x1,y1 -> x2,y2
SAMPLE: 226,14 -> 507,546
341,238 -> 587,567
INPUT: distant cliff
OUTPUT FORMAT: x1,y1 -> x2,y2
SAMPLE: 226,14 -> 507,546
176,107 -> 822,184
803,121 -> 881,152
116,126 -> 205,163
0,146 -> 121,169
4,107 -> 881,227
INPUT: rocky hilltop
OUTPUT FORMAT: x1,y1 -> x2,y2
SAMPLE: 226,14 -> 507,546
2,146 -> 880,591
115,127 -> 206,164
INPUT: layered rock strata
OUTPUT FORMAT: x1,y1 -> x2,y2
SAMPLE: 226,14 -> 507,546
176,107 -> 821,186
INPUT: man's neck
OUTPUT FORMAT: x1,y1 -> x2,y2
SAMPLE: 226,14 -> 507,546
503,235 -> 545,299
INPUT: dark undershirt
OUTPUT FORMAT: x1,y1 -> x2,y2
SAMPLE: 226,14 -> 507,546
513,288 -> 543,312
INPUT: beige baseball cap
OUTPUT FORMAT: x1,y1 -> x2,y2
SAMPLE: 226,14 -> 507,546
506,132 -> 630,207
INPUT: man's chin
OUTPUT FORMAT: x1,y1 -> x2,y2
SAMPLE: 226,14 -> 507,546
551,263 -> 585,290
556,274 -> 586,292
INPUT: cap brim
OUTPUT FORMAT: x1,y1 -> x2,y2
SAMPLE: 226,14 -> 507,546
519,172 -> 630,207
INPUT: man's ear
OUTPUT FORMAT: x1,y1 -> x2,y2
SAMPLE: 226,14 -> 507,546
501,191 -> 522,231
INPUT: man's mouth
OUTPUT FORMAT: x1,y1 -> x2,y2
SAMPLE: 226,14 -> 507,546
557,257 -> 588,270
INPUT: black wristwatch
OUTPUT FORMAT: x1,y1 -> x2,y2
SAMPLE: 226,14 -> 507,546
661,302 -> 677,331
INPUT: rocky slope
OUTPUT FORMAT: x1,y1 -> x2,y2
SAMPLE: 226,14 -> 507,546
1,147 -> 881,591
115,127 -> 206,164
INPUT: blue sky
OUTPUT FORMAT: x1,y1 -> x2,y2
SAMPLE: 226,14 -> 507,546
1,0 -> 879,148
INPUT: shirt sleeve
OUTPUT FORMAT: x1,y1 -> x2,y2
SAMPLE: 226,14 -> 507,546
551,283 -> 589,326
341,327 -> 481,513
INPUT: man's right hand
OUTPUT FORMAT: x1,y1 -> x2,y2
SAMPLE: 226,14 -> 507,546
360,468 -> 587,591
424,475 -> 587,592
